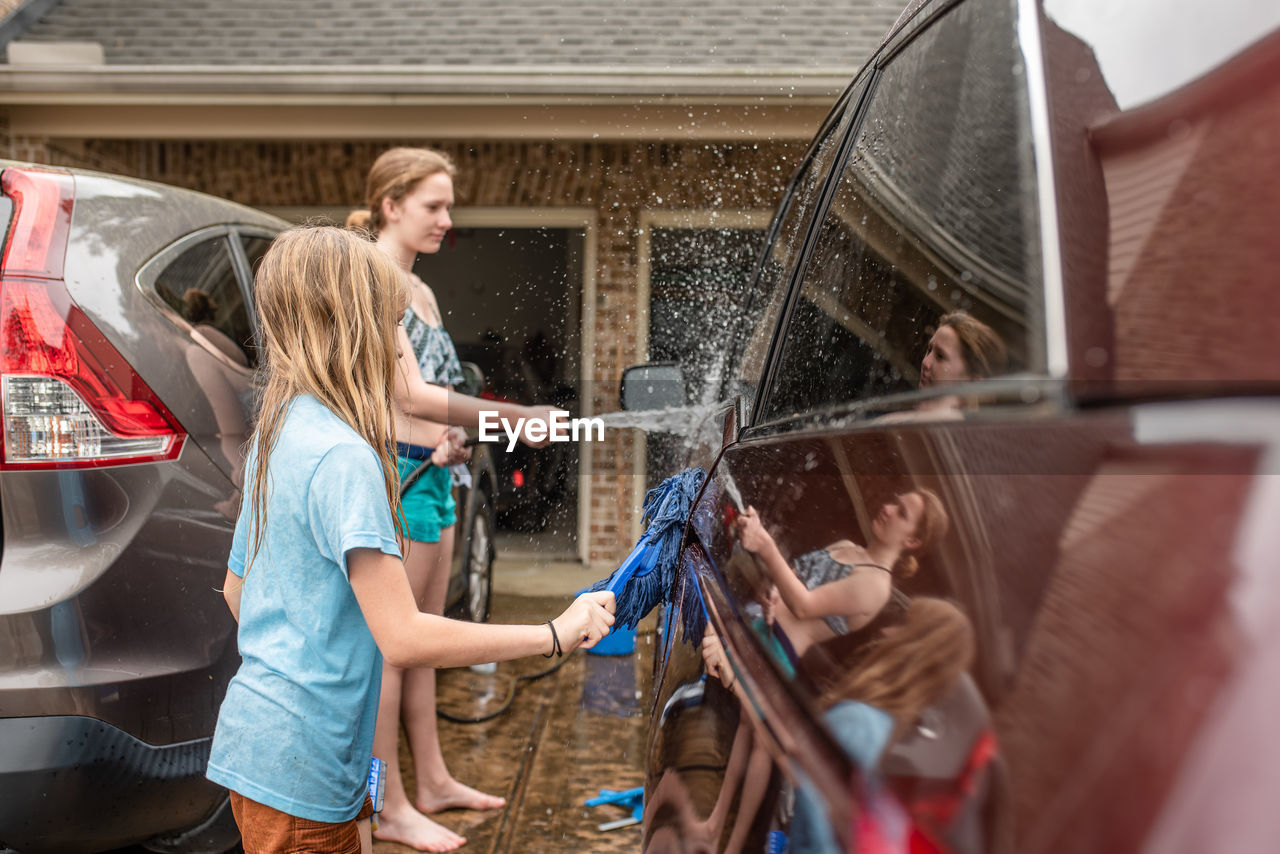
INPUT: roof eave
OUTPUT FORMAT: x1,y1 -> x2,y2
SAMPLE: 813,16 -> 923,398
0,63 -> 856,103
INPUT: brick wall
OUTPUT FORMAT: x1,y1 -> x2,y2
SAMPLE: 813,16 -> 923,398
14,135 -> 805,563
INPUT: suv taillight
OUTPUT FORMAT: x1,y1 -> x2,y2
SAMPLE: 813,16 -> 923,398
0,167 -> 185,469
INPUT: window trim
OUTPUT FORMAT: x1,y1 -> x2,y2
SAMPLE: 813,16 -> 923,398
135,225 -> 258,375
229,226 -> 278,345
1018,0 -> 1069,377
633,209 -> 773,541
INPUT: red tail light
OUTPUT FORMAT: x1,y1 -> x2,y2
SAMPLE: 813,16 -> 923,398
0,167 -> 186,469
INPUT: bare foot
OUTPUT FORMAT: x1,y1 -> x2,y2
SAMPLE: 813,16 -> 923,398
372,803 -> 466,852
417,777 -> 506,813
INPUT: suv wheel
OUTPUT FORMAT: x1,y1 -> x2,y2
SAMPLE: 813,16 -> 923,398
141,792 -> 241,854
463,490 -> 494,623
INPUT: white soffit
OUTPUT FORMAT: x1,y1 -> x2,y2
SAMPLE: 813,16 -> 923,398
6,40 -> 104,65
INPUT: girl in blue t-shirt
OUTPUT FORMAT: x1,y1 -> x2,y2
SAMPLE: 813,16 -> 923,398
207,226 -> 614,854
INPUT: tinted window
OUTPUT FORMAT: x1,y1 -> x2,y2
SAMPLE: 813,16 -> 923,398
240,234 -> 273,280
154,235 -> 257,368
762,0 -> 1040,422
0,195 -> 13,247
731,78 -> 869,423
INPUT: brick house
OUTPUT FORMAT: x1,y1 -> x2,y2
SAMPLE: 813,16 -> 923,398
0,0 -> 905,565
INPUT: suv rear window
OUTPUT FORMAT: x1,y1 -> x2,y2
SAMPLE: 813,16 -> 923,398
153,235 -> 258,369
0,194 -> 13,248
761,0 -> 1041,422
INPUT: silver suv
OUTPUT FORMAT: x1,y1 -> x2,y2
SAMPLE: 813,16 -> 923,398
0,163 -> 284,853
0,164 -> 496,853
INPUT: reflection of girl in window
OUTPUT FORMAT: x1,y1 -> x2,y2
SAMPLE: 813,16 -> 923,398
910,311 -> 1007,418
791,597 -> 977,854
736,490 -> 949,656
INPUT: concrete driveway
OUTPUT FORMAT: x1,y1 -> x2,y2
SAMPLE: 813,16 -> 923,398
375,564 -> 653,854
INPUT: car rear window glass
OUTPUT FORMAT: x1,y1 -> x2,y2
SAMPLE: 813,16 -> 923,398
761,0 -> 1040,423
0,194 -> 13,247
240,234 -> 272,279
731,76 -> 869,423
154,235 -> 258,369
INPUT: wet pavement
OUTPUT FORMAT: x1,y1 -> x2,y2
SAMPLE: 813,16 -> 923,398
375,592 -> 653,854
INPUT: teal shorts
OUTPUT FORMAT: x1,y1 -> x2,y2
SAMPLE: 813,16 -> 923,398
396,456 -> 457,544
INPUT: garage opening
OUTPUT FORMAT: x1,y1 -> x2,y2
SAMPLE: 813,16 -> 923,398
417,222 -> 586,560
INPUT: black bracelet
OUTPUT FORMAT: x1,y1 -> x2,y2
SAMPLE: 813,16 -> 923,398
543,620 -> 563,658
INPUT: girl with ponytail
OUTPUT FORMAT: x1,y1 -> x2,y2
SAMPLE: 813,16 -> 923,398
349,147 -> 556,851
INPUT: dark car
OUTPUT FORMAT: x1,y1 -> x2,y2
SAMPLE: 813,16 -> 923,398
626,0 -> 1280,852
0,164 -> 494,854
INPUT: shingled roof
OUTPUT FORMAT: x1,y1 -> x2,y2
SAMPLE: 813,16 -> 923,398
3,0 -> 903,70
0,0 -> 909,140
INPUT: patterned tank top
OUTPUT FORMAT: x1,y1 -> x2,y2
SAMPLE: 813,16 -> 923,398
403,305 -> 464,388
793,549 -> 890,637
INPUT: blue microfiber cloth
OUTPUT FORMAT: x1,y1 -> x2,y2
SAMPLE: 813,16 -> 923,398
590,468 -> 705,630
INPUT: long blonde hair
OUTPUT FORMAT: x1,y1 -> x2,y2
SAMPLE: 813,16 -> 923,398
245,226 -> 408,570
818,597 -> 974,733
346,147 -> 457,235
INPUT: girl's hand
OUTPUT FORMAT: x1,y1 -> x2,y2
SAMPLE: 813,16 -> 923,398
763,584 -> 780,627
700,625 -> 736,690
736,506 -> 774,554
551,590 -> 616,653
430,426 -> 471,467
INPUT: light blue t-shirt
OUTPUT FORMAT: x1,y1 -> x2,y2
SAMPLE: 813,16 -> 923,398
791,700 -> 895,854
206,395 -> 402,822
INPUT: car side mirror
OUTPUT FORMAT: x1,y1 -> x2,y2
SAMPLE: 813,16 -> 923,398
621,362 -> 685,411
458,361 -> 485,398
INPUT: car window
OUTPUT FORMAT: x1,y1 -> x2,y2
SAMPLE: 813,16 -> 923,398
153,235 -> 258,369
240,233 -> 272,280
731,77 -> 869,424
760,0 -> 1040,423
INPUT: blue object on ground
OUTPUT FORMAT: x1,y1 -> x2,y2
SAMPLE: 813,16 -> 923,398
588,623 -> 637,656
580,654 -> 638,717
589,468 -> 705,630
586,785 -> 644,823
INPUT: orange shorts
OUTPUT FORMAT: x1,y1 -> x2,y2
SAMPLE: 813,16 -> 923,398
230,791 -> 375,854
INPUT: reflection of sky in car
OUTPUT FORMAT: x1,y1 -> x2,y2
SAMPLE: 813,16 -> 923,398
1045,0 -> 1280,110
